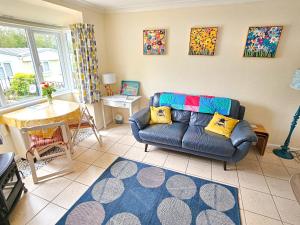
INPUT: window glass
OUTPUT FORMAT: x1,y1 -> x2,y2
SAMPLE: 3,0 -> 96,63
33,32 -> 65,90
0,25 -> 39,105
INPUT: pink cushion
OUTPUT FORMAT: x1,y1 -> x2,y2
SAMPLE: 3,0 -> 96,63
30,129 -> 64,149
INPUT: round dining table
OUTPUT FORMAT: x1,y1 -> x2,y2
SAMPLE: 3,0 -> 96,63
0,100 -> 81,158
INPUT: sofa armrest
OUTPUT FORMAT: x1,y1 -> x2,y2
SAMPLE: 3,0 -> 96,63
129,107 -> 150,130
231,120 -> 257,147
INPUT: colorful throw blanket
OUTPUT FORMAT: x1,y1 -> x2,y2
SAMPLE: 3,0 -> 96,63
159,92 -> 232,115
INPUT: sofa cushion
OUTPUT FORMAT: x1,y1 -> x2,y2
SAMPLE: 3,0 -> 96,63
182,126 -> 236,157
189,112 -> 213,126
139,122 -> 188,147
172,109 -> 191,124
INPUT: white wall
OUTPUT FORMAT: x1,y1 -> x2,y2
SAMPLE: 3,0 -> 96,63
104,0 -> 300,148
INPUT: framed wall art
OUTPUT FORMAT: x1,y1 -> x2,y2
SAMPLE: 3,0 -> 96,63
243,26 -> 283,58
143,29 -> 166,55
189,27 -> 218,56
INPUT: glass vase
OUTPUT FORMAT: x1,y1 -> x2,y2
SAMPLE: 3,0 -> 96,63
47,95 -> 53,104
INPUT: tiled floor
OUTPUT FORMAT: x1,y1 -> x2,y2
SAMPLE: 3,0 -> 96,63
9,124 -> 300,225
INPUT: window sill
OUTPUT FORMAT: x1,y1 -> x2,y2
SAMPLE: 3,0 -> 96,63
0,90 -> 73,114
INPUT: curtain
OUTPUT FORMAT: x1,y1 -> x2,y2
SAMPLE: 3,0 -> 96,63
70,23 -> 101,104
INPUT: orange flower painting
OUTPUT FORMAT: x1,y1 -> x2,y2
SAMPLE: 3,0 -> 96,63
189,27 -> 218,56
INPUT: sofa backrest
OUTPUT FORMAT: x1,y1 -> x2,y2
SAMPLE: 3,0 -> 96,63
149,93 -> 245,125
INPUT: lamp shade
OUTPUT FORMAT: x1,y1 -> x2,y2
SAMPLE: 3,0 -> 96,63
102,73 -> 116,85
290,69 -> 300,90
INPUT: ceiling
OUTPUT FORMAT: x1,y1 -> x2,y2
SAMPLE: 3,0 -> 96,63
77,0 -> 264,12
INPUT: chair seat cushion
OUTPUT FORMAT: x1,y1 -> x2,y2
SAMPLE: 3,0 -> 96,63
139,122 -> 188,147
30,129 -> 64,149
182,126 -> 236,157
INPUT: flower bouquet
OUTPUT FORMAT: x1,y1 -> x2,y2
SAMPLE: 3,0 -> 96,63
41,82 -> 56,104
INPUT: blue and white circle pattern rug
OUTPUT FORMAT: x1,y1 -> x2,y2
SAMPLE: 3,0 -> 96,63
56,158 -> 241,225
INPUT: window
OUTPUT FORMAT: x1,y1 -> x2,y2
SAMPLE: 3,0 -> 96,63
4,63 -> 13,77
0,22 -> 73,108
42,62 -> 50,73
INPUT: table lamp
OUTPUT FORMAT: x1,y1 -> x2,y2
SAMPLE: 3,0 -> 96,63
102,73 -> 116,96
273,69 -> 300,159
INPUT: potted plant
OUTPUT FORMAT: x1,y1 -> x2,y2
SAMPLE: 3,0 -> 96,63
41,82 -> 56,104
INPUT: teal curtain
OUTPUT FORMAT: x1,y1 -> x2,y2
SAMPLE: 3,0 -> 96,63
70,23 -> 101,104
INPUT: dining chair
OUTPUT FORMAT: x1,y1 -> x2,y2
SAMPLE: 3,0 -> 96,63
69,105 -> 102,146
21,122 -> 73,184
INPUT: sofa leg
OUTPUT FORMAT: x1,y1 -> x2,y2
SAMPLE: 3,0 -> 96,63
224,161 -> 227,171
145,144 -> 148,152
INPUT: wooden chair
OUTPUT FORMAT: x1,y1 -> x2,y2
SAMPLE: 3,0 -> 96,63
21,122 -> 73,184
69,105 -> 102,146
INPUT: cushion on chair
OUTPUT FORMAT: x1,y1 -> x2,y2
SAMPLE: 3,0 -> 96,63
182,126 -> 236,157
30,129 -> 64,149
139,122 -> 188,147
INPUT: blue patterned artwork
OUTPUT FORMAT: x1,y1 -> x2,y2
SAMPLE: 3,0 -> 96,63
56,158 -> 241,225
243,26 -> 283,58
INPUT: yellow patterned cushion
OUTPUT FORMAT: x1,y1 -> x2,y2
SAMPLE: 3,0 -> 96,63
205,113 -> 239,138
150,106 -> 172,125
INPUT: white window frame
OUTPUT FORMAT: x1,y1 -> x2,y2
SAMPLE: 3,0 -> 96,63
0,21 -> 73,108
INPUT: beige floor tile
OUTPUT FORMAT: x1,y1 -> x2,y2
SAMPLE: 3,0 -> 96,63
32,177 -> 71,201
27,203 -> 66,225
42,156 -> 71,173
53,181 -> 88,209
240,210 -> 246,225
244,210 -> 283,225
212,161 -> 239,186
286,166 -> 300,176
143,149 -> 168,167
133,141 -> 147,149
75,165 -> 105,186
281,158 -> 300,170
239,190 -> 244,210
261,162 -> 290,180
266,176 -> 296,200
71,146 -> 89,159
124,146 -> 147,162
238,171 -> 269,193
241,188 -> 280,220
244,147 -> 259,161
163,154 -> 189,173
23,169 -> 51,192
93,152 -> 119,169
258,151 -> 284,166
64,160 -> 90,180
186,156 -> 212,180
9,193 -> 48,225
273,196 -> 300,225
106,143 -> 131,156
118,135 -> 136,146
75,149 -> 104,164
237,159 -> 263,175
77,135 -> 97,148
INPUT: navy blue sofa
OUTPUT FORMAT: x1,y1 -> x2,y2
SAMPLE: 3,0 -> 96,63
129,93 -> 257,170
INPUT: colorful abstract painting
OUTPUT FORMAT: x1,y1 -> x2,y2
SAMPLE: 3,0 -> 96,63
243,26 -> 283,58
143,29 -> 166,55
189,27 -> 218,56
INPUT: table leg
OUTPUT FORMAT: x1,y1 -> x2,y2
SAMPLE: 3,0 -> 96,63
129,104 -> 133,117
101,100 -> 107,129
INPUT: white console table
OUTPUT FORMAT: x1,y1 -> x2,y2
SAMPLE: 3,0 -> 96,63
101,95 -> 142,128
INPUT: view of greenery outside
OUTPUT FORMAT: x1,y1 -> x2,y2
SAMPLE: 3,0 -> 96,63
0,27 -> 55,48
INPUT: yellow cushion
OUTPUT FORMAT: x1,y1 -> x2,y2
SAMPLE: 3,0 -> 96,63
205,113 -> 239,138
150,106 -> 172,125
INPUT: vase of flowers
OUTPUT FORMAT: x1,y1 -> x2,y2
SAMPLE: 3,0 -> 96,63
41,82 -> 56,104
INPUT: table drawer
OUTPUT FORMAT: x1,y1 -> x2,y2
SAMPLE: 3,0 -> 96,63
103,100 -> 130,108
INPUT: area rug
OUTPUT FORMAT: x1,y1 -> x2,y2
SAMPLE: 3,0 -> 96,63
56,158 -> 241,225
